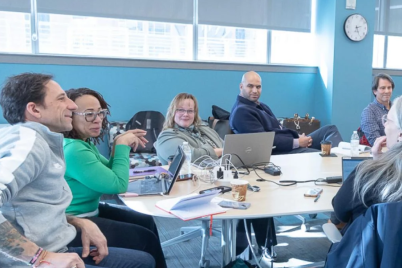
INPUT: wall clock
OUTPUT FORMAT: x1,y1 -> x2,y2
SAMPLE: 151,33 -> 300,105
344,14 -> 368,42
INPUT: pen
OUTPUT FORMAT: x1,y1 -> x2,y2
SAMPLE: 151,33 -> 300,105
314,194 -> 321,202
133,169 -> 156,173
119,193 -> 139,197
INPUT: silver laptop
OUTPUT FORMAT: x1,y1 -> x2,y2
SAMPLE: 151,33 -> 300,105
341,156 -> 371,182
222,132 -> 275,167
127,146 -> 185,195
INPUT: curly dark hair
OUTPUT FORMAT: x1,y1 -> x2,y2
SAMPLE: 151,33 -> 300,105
63,88 -> 110,145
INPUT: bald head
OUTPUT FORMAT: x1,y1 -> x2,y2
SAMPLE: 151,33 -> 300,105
241,71 -> 261,84
239,71 -> 262,102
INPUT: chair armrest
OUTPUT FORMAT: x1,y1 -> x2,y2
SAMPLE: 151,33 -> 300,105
322,223 -> 343,243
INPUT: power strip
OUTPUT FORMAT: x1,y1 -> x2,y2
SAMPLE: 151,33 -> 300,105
212,166 -> 233,181
264,166 -> 281,176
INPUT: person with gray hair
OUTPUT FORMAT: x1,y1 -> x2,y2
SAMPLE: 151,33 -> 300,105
360,73 -> 395,146
333,95 -> 402,233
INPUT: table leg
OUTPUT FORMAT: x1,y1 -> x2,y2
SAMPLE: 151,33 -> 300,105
221,219 -> 238,267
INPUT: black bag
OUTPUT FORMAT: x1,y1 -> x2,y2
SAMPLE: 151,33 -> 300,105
282,113 -> 320,135
212,105 -> 230,120
125,111 -> 165,153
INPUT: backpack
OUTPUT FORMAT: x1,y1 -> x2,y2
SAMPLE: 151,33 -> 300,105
125,111 -> 165,153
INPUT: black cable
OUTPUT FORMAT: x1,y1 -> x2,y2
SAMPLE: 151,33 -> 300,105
229,153 -> 251,174
251,165 -> 296,186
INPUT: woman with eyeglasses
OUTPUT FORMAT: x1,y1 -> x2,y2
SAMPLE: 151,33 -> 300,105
63,88 -> 166,268
332,95 -> 402,234
155,93 -> 276,259
155,93 -> 223,165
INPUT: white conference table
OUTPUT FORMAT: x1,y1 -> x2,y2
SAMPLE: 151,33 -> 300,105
122,152 -> 343,267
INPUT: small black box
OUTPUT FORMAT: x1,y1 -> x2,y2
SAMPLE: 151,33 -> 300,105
264,166 -> 281,176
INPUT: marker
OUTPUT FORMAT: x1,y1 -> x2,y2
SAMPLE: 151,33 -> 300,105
314,194 -> 321,202
119,193 -> 139,197
132,169 -> 156,173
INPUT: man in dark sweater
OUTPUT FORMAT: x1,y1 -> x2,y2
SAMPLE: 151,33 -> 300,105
230,71 -> 343,154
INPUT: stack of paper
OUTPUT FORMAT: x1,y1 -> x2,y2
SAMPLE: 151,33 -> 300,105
156,190 -> 227,221
331,141 -> 371,156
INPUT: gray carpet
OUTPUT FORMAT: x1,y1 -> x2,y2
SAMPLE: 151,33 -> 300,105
156,213 -> 332,268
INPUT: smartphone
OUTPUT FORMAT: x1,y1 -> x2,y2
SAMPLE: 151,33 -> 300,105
218,200 -> 251,210
247,184 -> 260,192
199,186 -> 232,195
304,188 -> 323,197
176,173 -> 194,181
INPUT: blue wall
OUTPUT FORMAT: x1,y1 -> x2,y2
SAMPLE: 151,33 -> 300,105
0,63 -> 316,124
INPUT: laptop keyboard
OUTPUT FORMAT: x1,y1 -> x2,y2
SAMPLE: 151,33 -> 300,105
140,179 -> 163,194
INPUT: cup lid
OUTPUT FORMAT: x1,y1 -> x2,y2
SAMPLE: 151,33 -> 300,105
320,140 -> 332,144
230,179 -> 248,185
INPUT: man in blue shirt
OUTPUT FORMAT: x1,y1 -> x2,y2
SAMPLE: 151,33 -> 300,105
360,73 -> 394,146
230,71 -> 343,154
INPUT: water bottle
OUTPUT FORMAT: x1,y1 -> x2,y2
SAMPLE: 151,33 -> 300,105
181,142 -> 192,176
350,131 -> 359,156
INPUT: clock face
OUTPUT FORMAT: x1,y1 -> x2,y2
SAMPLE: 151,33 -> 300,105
344,14 -> 368,42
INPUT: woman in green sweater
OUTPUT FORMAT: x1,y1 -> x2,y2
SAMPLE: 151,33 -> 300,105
63,88 -> 166,268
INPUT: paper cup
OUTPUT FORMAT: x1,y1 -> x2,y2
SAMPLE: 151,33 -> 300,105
230,179 -> 248,202
320,140 -> 332,156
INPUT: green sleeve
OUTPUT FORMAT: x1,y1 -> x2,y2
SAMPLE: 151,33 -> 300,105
64,141 -> 131,194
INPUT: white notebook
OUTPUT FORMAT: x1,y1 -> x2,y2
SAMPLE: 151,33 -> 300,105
155,190 -> 226,221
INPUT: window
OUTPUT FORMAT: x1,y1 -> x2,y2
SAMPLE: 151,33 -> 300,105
374,0 -> 402,69
386,35 -> 402,69
270,31 -> 315,66
372,35 -> 385,68
0,11 -> 31,53
198,25 -> 267,63
0,0 -> 314,66
37,14 -> 192,60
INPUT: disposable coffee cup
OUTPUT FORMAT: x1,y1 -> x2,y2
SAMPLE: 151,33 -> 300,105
320,140 -> 332,156
230,179 -> 248,202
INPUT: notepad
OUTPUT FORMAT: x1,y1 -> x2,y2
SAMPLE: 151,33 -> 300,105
331,142 -> 371,156
155,190 -> 227,221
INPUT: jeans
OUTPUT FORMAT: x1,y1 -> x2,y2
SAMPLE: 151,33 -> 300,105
68,203 -> 166,268
290,125 -> 343,154
67,246 -> 155,268
236,218 -> 277,255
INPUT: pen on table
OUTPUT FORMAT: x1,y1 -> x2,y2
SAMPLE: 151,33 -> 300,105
314,194 -> 321,202
119,193 -> 139,197
133,169 -> 156,173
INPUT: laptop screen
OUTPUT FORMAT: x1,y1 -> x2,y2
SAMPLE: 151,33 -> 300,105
222,132 -> 275,168
164,146 -> 185,193
342,157 -> 371,181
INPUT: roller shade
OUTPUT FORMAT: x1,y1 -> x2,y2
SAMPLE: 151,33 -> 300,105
0,0 -> 30,13
199,0 -> 311,32
375,0 -> 402,35
37,0 -> 193,24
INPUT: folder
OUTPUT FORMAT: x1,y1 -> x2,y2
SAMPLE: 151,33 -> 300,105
155,190 -> 227,221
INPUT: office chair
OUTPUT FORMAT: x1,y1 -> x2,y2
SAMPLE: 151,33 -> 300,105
325,202 -> 402,268
161,219 -> 221,268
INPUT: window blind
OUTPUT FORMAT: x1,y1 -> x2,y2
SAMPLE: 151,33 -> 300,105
198,0 -> 311,32
0,0 -> 30,13
36,0 -> 193,24
375,0 -> 402,35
